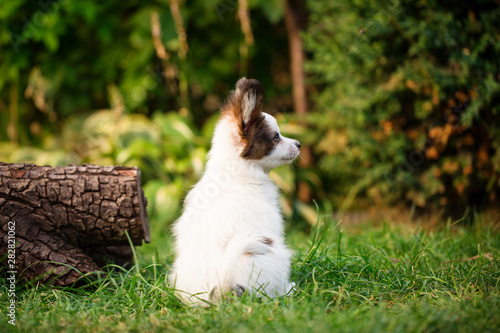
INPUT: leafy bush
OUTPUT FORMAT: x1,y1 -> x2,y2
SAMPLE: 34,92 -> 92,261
304,0 -> 500,217
0,0 -> 289,143
0,0 -> 296,226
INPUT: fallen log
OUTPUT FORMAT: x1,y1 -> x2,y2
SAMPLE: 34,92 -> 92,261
0,163 -> 150,286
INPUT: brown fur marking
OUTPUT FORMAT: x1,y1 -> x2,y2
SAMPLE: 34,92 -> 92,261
220,78 -> 278,160
262,237 -> 273,246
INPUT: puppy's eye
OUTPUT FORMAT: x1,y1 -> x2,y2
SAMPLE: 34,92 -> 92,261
273,133 -> 280,142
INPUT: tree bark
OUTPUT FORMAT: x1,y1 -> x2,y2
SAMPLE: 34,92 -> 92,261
284,0 -> 307,117
284,0 -> 314,202
0,163 -> 150,286
285,0 -> 314,202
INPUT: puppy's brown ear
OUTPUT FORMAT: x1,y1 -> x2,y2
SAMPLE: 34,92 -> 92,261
222,78 -> 265,137
235,77 -> 250,95
237,78 -> 264,132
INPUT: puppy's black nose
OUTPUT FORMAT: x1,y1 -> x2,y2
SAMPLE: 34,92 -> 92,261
295,141 -> 301,149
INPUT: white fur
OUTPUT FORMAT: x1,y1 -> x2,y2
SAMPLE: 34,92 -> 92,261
170,111 -> 300,306
241,92 -> 256,124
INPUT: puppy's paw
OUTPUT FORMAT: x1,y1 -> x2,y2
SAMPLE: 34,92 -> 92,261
285,282 -> 296,295
233,284 -> 246,297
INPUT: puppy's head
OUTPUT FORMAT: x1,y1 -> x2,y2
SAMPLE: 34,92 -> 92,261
221,78 -> 301,170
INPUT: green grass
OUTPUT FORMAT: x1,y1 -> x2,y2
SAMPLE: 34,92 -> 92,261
1,218 -> 499,332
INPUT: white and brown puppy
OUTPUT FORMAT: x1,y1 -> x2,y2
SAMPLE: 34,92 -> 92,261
170,78 -> 300,305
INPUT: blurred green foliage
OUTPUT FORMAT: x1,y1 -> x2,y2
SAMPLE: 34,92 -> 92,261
304,0 -> 500,218
1,0 -> 499,225
0,0 -> 296,225
0,0 -> 289,124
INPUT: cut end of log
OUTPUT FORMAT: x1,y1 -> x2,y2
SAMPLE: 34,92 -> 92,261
135,169 -> 151,243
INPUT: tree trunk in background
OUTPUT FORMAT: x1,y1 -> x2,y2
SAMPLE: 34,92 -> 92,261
284,0 -> 313,202
0,163 -> 150,286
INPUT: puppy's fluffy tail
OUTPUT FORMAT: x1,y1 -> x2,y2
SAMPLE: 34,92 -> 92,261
210,235 -> 271,301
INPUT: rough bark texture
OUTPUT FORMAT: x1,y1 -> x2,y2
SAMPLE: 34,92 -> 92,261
284,0 -> 314,202
0,163 -> 150,286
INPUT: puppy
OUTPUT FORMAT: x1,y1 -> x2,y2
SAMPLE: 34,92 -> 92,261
170,78 -> 300,305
